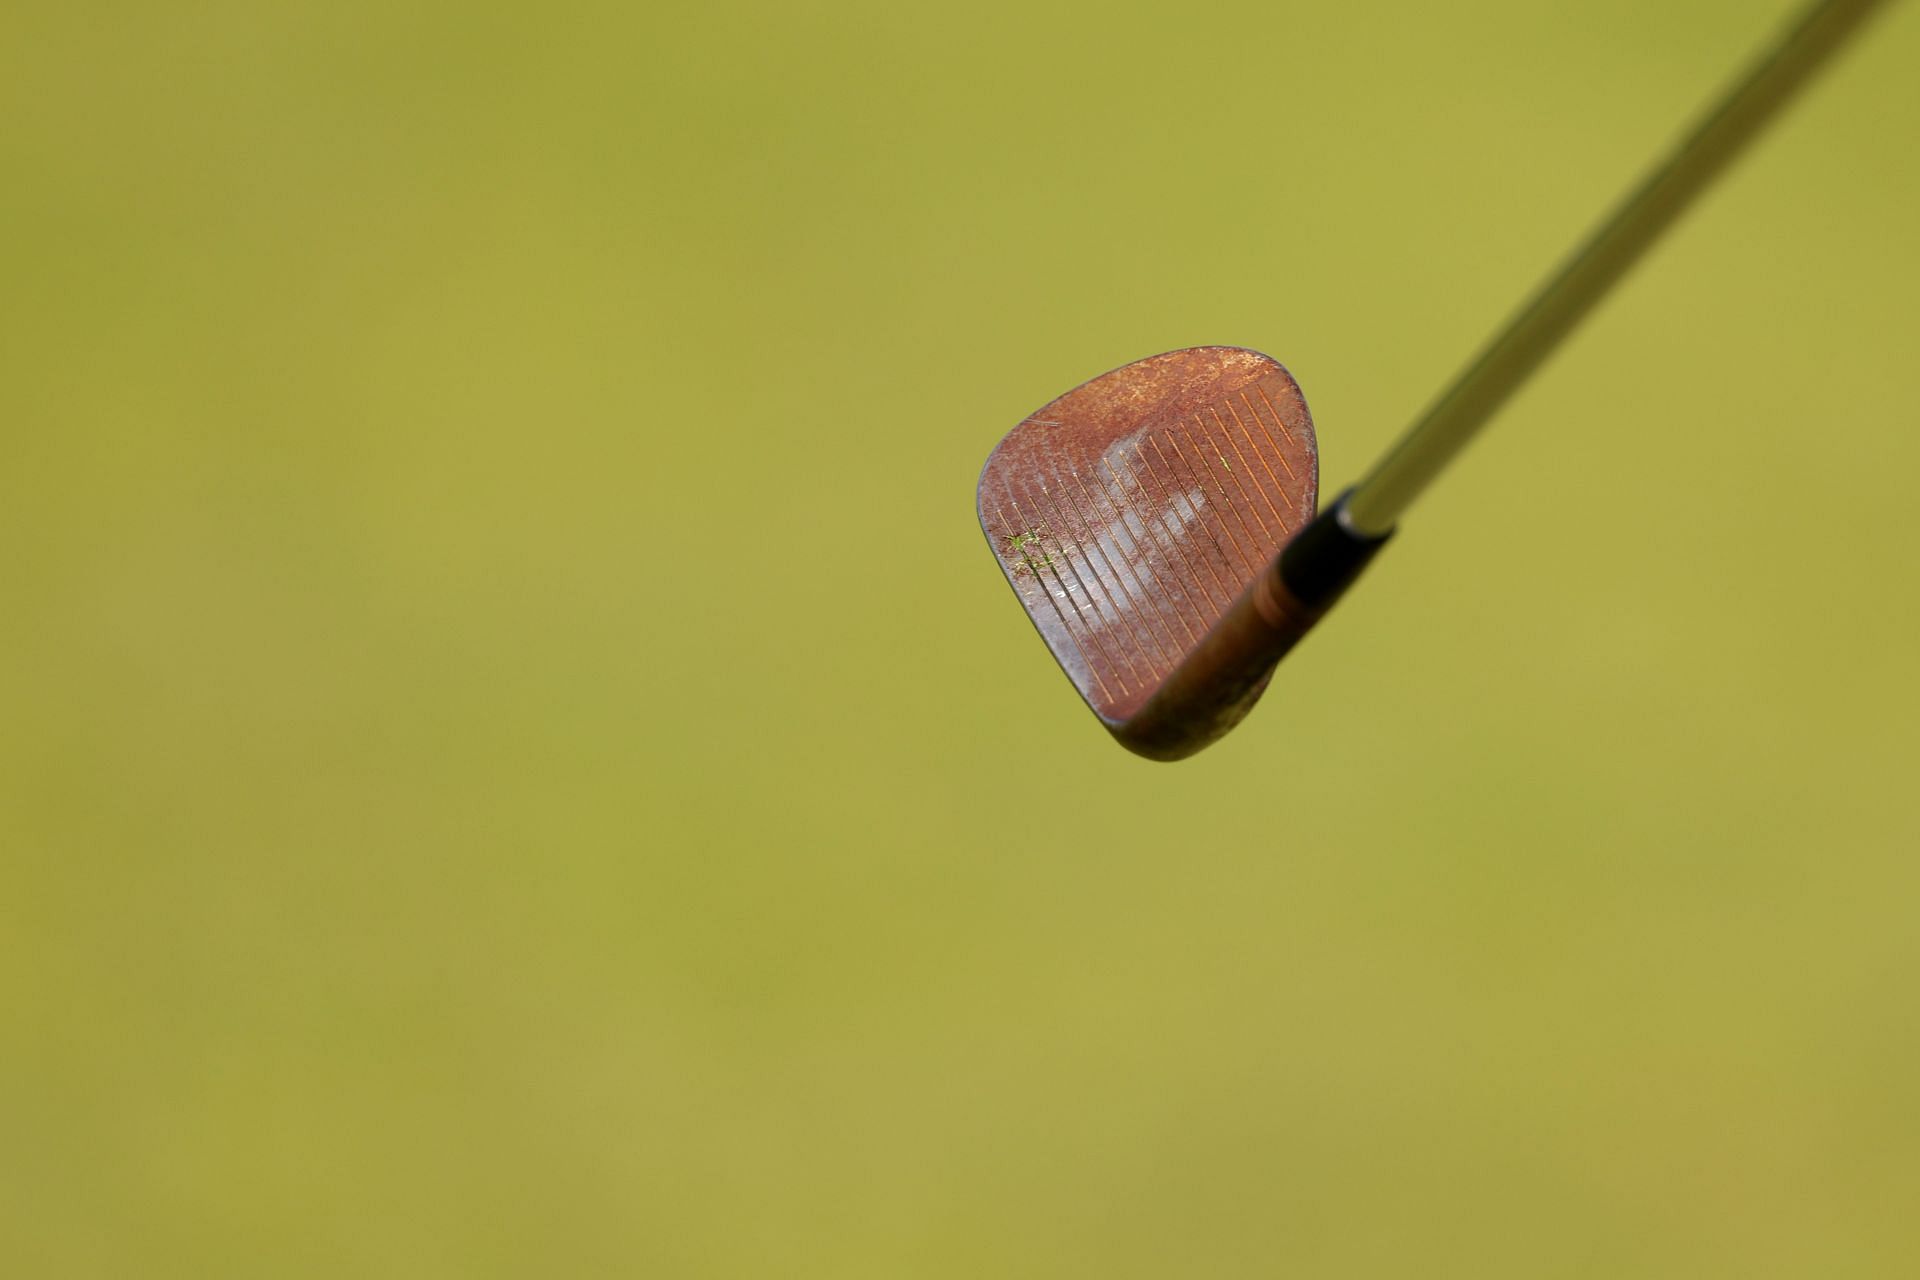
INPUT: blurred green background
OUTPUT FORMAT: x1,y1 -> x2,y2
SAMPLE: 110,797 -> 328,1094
5,0 -> 1918,1274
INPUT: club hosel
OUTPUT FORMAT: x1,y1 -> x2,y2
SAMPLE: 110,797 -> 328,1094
1275,489 -> 1395,610
1112,492 -> 1392,761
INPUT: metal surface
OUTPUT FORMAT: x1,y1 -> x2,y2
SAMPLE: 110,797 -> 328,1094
977,347 -> 1317,727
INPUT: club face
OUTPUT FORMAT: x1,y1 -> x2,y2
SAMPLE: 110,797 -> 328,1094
977,346 -> 1318,734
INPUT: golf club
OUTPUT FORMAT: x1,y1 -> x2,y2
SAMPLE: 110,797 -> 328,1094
977,0 -> 1893,760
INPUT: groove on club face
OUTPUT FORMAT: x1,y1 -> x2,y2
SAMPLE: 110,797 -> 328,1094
978,347 -> 1318,741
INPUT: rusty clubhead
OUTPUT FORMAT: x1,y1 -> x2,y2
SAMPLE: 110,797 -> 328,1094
978,347 -> 1386,761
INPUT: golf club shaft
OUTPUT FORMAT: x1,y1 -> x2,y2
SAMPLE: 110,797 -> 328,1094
1341,0 -> 1893,538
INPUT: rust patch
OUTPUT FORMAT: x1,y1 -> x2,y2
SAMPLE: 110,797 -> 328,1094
977,347 -> 1319,726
